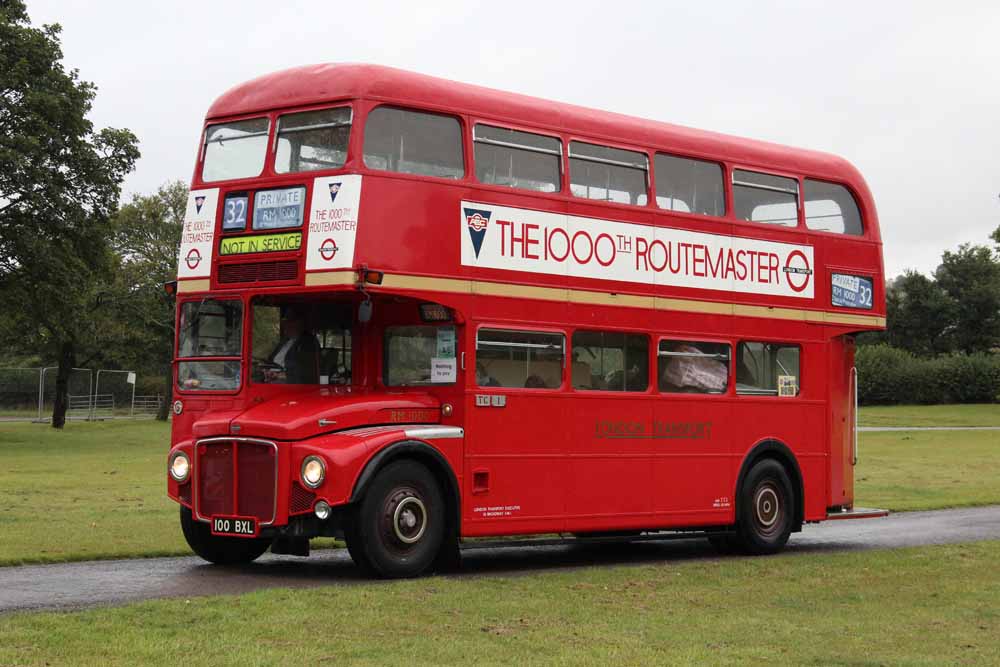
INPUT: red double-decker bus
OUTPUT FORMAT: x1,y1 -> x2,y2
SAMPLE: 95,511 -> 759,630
167,64 -> 887,577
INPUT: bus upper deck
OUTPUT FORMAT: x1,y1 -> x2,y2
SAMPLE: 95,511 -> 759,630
177,64 -> 883,335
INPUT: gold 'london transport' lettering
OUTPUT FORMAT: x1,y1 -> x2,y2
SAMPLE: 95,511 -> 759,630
595,420 -> 712,440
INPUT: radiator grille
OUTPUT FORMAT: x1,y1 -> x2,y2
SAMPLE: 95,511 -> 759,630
289,482 -> 317,515
196,440 -> 277,523
218,260 -> 298,284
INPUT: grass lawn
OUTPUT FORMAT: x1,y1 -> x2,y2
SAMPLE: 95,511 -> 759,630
859,403 -> 1000,427
1,540 -> 998,665
855,429 -> 1000,511
1,412 -> 998,566
0,420 -> 188,566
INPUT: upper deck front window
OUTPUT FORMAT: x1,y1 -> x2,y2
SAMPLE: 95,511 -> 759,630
275,107 -> 352,174
202,118 -> 270,182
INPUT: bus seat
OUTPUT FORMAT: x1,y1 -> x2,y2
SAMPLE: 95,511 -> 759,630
481,359 -> 563,389
572,360 -> 593,388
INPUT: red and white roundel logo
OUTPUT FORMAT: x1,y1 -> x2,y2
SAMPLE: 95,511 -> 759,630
783,250 -> 813,293
467,213 -> 488,232
184,248 -> 202,270
318,238 -> 339,261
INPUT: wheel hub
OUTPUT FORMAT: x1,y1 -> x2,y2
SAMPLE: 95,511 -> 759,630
390,494 -> 427,544
754,484 -> 781,530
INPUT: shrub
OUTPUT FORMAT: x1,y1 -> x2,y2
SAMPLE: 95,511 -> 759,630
856,344 -> 1000,404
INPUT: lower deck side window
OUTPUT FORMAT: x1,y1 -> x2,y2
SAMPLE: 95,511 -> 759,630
384,325 -> 457,386
572,331 -> 648,391
658,340 -> 730,394
736,342 -> 800,396
476,329 -> 564,389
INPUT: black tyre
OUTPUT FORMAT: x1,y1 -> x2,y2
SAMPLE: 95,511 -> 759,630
180,507 -> 271,565
348,460 -> 447,578
732,459 -> 795,555
342,513 -> 374,575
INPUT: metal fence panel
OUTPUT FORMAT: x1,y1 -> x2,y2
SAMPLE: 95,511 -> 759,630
0,368 -> 163,422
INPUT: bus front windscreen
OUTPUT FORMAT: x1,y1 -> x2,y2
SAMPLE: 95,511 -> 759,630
177,299 -> 243,391
251,298 -> 353,386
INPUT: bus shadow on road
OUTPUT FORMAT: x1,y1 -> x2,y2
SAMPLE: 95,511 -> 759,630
199,535 -> 867,585
185,535 -> 874,597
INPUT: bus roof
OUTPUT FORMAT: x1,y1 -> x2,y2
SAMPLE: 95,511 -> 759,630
206,63 -> 870,191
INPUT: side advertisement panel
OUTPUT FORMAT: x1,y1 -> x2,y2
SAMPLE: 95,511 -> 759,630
461,201 -> 815,299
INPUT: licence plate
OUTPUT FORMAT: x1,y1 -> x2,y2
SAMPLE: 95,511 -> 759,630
210,516 -> 258,538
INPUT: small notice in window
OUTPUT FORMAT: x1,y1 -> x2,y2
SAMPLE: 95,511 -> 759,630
778,375 -> 797,397
431,357 -> 457,383
436,328 -> 456,357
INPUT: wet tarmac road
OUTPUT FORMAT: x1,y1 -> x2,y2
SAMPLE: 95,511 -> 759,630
2,505 -> 998,614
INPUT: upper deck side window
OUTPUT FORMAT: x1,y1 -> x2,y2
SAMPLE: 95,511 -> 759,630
804,179 -> 864,236
275,107 -> 352,174
733,169 -> 799,227
363,107 -> 464,179
202,118 -> 269,182
569,141 -> 648,206
654,153 -> 725,217
474,124 -> 561,193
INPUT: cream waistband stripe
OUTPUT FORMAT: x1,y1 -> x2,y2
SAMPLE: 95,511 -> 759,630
179,271 -> 884,328
378,273 -> 885,328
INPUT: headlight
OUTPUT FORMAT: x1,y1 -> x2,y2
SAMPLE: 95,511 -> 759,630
300,455 -> 326,489
169,451 -> 190,483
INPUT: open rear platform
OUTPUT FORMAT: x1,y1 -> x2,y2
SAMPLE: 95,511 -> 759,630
826,507 -> 890,520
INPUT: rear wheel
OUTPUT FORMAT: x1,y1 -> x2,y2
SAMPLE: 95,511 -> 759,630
732,459 -> 794,555
180,507 -> 271,564
346,460 -> 447,578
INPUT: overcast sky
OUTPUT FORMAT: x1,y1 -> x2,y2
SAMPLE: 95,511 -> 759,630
25,0 -> 1000,278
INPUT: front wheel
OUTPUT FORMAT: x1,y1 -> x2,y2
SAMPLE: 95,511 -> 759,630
346,460 -> 447,578
731,459 -> 794,555
180,507 -> 271,564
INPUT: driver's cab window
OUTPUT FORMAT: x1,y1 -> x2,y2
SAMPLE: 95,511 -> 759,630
251,299 -> 352,385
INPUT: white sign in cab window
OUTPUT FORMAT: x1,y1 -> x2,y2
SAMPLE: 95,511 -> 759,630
431,357 -> 457,383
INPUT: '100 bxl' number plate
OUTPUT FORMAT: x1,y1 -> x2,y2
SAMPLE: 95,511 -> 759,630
211,516 -> 258,538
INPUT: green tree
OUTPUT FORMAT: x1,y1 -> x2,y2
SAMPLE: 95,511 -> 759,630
108,181 -> 186,420
884,271 -> 957,355
1,1 -> 139,427
935,244 -> 1000,354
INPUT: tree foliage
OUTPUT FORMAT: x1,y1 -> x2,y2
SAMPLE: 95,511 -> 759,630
934,244 -> 1000,354
884,271 -> 956,355
862,229 -> 1000,359
108,181 -> 187,419
0,0 -> 139,427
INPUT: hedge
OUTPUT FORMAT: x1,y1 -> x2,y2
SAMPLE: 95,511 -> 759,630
856,344 -> 1000,405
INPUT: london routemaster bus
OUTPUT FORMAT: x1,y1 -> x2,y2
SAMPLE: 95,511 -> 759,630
167,64 -> 887,577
